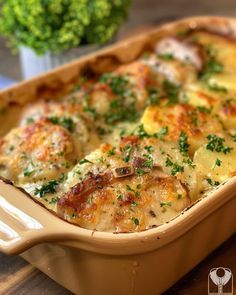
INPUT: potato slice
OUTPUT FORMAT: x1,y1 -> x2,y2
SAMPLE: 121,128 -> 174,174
141,104 -> 224,154
193,139 -> 236,183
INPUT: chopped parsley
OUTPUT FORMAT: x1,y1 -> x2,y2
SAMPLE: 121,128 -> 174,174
83,105 -> 98,119
197,106 -> 212,114
23,169 -> 34,177
26,117 -> 35,124
49,197 -> 59,204
144,145 -> 154,153
79,158 -> 93,165
126,184 -> 140,198
147,88 -> 160,105
135,168 -> 147,176
158,53 -> 174,60
163,79 -> 180,104
96,126 -> 111,137
136,124 -> 150,139
165,157 -> 184,175
107,147 -> 116,156
142,153 -> 154,169
99,73 -> 139,124
160,201 -> 172,207
178,131 -> 189,155
131,201 -> 138,207
132,217 -> 139,225
214,158 -> 222,167
200,45 -> 224,81
206,134 -> 233,154
231,134 -> 236,142
48,116 -> 76,132
207,83 -> 228,93
206,178 -> 220,186
154,126 -> 169,140
21,152 -> 27,160
117,195 -> 123,201
122,144 -> 132,162
99,73 -> 128,97
35,180 -> 59,198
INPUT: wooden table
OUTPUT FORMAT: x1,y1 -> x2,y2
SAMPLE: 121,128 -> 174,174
0,234 -> 235,294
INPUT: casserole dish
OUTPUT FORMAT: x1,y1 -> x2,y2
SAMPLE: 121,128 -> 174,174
0,16 -> 236,295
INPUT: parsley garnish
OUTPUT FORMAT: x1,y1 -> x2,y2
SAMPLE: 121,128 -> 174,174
154,126 -> 169,140
143,155 -> 154,169
178,131 -> 189,155
100,73 -> 128,96
231,134 -> 236,142
35,180 -> 59,198
126,184 -> 140,198
206,134 -> 233,154
135,168 -> 147,176
48,116 -> 76,133
200,45 -> 223,80
163,79 -> 180,104
131,201 -> 138,207
79,158 -> 93,164
158,53 -> 174,60
160,201 -> 172,207
165,157 -> 184,175
49,197 -> 59,204
206,178 -> 220,186
107,147 -> 116,156
100,73 -> 139,124
147,88 -> 160,105
207,83 -> 228,93
136,124 -> 150,139
132,217 -> 139,225
214,158 -> 222,167
26,117 -> 35,124
197,106 -> 212,114
122,144 -> 132,162
23,169 -> 34,177
144,145 -> 154,153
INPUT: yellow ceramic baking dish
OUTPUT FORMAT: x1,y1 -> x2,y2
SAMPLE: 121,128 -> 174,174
0,16 -> 236,295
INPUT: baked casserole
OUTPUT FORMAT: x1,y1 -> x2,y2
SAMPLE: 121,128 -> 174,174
1,24 -> 236,233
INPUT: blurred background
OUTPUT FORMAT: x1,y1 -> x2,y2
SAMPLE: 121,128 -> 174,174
0,0 -> 235,86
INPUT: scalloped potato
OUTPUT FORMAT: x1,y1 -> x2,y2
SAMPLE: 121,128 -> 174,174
1,29 -> 236,232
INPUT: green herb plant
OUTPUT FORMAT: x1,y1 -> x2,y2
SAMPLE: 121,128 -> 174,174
0,0 -> 131,55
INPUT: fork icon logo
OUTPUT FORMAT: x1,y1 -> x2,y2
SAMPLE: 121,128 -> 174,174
208,267 -> 233,295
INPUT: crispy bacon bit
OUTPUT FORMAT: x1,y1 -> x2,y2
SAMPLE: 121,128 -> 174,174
132,156 -> 147,169
58,172 -> 114,212
119,192 -> 135,206
120,135 -> 139,145
113,166 -> 134,178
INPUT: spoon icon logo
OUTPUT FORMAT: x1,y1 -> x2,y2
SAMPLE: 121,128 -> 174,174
208,267 -> 233,295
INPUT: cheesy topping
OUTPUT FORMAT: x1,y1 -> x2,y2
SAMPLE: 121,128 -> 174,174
1,29 -> 236,232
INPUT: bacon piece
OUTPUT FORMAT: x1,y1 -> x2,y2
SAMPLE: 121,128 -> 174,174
112,166 -> 134,178
58,172 -> 114,213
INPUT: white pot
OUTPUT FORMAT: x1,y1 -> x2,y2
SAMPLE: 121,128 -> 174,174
19,44 -> 100,80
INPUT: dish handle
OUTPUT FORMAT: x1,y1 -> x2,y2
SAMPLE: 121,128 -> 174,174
0,178 -> 70,255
